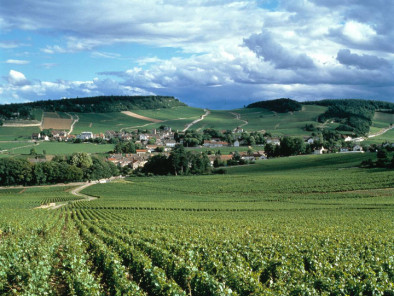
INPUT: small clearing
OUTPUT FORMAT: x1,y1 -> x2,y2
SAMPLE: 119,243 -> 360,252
121,111 -> 163,123
183,109 -> 210,132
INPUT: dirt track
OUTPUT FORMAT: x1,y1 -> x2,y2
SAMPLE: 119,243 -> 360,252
121,111 -> 163,123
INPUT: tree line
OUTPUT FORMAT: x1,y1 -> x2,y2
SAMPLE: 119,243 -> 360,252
310,99 -> 394,136
0,96 -> 184,120
247,98 -> 302,113
0,153 -> 119,186
139,145 -> 211,176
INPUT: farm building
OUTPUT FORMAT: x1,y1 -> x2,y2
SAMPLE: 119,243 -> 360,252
78,132 -> 94,140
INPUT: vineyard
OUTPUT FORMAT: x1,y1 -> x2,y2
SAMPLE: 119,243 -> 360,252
0,153 -> 393,295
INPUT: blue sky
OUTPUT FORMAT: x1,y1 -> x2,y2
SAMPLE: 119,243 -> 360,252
0,0 -> 393,109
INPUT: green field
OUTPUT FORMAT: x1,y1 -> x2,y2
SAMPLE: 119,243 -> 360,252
0,141 -> 114,156
0,153 -> 393,295
72,112 -> 148,134
0,126 -> 40,141
191,110 -> 242,131
371,111 -> 394,129
364,128 -> 394,145
233,105 -> 328,135
132,106 -> 205,121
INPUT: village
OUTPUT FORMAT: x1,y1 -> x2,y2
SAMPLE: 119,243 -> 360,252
28,125 -> 375,172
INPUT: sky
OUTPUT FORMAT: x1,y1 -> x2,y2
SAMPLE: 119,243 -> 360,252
0,0 -> 393,109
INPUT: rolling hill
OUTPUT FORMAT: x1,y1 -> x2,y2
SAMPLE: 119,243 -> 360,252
0,97 -> 393,142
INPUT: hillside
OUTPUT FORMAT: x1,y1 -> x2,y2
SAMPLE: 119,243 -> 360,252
0,97 -> 393,144
0,95 -> 185,120
247,98 -> 302,113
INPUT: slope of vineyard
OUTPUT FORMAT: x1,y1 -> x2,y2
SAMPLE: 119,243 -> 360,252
0,153 -> 393,295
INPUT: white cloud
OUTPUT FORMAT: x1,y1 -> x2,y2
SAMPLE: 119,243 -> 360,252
1,0 -> 394,107
342,21 -> 376,44
5,59 -> 30,65
7,70 -> 30,86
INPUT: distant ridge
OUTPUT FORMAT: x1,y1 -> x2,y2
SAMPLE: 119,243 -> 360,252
247,98 -> 302,113
0,95 -> 186,119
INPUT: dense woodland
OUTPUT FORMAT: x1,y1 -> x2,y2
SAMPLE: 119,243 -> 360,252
247,98 -> 302,112
0,153 -> 119,186
311,99 -> 394,135
141,145 -> 211,176
248,98 -> 394,136
0,95 -> 184,119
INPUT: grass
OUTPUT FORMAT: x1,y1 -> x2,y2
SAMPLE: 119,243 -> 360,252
0,126 -> 40,141
131,106 -> 205,121
191,110 -> 241,131
364,128 -> 394,145
371,111 -> 393,129
2,141 -> 114,156
234,105 -> 328,135
72,112 -> 148,134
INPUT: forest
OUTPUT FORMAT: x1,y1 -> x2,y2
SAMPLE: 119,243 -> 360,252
0,95 -> 185,119
0,153 -> 119,186
247,98 -> 302,112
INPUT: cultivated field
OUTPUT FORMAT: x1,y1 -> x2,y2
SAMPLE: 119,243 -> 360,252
71,112 -> 148,134
233,105 -> 329,135
0,153 -> 393,295
121,111 -> 163,123
42,112 -> 73,130
0,126 -> 40,141
191,110 -> 242,131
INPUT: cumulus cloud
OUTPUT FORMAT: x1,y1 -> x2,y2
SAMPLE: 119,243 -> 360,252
0,70 -> 154,104
243,32 -> 315,69
6,70 -> 30,86
336,49 -> 391,70
1,0 -> 265,53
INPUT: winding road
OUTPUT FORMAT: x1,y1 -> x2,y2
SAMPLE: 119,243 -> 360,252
182,109 -> 210,132
230,112 -> 248,132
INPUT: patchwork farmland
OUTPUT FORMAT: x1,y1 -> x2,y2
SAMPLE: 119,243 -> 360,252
41,112 -> 73,130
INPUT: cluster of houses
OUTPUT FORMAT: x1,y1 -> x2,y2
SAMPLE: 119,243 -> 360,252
107,153 -> 150,169
32,130 -> 74,141
31,128 -> 371,171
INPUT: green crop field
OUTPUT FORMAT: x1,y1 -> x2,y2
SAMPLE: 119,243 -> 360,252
19,142 -> 114,155
0,153 -> 393,295
364,128 -> 394,145
233,105 -> 328,135
371,111 -> 394,129
0,141 -> 114,156
71,112 -> 148,134
191,110 -> 242,131
0,127 -> 40,141
132,106 -> 205,121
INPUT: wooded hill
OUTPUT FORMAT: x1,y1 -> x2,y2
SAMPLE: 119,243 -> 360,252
247,98 -> 302,113
248,98 -> 394,136
0,95 -> 185,120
